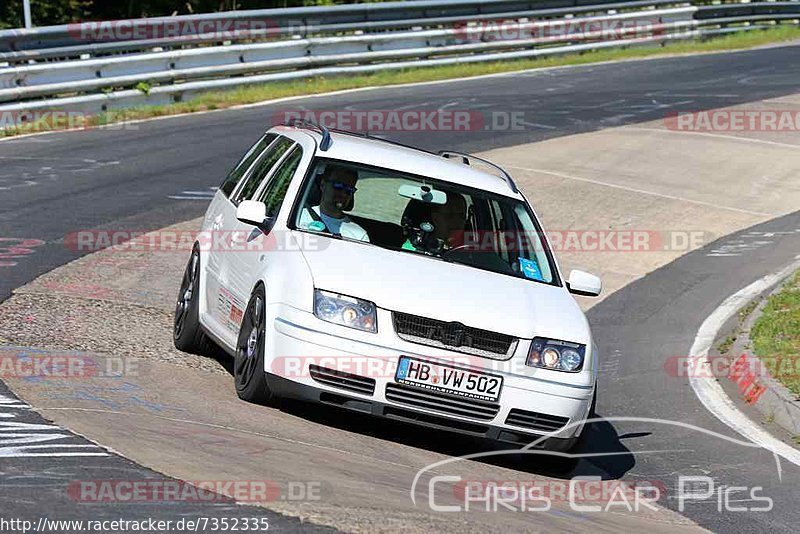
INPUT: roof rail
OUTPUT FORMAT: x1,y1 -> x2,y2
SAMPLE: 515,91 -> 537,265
334,129 -> 438,156
283,119 -> 332,151
439,151 -> 518,194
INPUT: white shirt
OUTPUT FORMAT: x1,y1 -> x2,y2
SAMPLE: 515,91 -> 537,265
298,206 -> 370,242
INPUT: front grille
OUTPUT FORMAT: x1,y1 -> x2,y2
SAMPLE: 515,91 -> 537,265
309,365 -> 375,396
392,311 -> 517,360
385,383 -> 500,421
505,409 -> 569,433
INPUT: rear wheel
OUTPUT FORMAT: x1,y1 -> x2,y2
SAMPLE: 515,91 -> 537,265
173,248 -> 208,353
234,285 -> 274,405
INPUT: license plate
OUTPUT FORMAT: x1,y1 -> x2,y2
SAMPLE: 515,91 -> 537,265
395,356 -> 503,402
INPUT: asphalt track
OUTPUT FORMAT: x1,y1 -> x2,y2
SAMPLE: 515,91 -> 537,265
1,43 -> 799,532
0,386 -> 334,532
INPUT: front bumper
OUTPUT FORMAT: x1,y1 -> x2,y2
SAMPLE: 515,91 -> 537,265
266,304 -> 595,445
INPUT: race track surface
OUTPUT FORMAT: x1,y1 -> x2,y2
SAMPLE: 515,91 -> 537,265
1,43 -> 799,532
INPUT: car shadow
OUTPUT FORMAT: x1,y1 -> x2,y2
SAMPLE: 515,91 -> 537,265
274,397 -> 637,480
205,345 -> 636,480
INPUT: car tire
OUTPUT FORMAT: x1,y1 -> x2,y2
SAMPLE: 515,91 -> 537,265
173,247 -> 210,354
234,284 -> 275,405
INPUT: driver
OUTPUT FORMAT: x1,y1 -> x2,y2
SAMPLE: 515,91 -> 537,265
402,192 -> 467,252
299,165 -> 369,242
431,192 -> 467,249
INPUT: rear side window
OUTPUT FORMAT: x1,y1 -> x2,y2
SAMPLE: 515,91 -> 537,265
219,133 -> 276,198
258,145 -> 304,218
232,137 -> 294,205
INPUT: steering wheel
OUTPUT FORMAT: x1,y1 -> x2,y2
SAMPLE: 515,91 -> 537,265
403,220 -> 439,252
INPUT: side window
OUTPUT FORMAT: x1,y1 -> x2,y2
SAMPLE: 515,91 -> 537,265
231,137 -> 294,205
258,145 -> 303,218
219,133 -> 276,198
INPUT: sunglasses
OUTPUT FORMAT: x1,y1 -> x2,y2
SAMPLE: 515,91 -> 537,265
328,180 -> 357,194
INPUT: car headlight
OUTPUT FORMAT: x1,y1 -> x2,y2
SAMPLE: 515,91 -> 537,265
314,289 -> 377,333
526,338 -> 585,372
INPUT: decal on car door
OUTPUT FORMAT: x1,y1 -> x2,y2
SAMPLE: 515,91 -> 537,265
217,287 -> 246,333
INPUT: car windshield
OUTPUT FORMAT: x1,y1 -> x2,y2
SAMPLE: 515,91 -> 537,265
291,158 -> 559,286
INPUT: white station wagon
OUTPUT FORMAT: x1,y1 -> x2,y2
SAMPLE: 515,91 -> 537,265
174,122 -> 602,453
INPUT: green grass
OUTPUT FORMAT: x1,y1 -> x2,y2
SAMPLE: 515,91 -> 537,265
717,333 -> 737,355
3,25 -> 800,137
751,271 -> 800,397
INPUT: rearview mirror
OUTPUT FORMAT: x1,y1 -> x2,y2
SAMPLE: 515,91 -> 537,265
236,200 -> 275,233
566,269 -> 602,297
398,184 -> 447,204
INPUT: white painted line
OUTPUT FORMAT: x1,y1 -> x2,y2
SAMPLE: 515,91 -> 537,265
505,165 -> 773,217
173,190 -> 216,196
624,127 -> 800,149
689,258 -> 800,467
0,394 -> 29,409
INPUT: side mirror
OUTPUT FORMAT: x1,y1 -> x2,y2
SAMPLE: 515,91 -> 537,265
566,269 -> 602,297
236,200 -> 275,233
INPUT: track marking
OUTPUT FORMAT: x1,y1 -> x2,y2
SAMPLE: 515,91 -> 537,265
689,257 -> 800,467
504,165 -> 772,217
169,186 -> 217,200
624,127 -> 800,149
0,393 -> 109,458
0,393 -> 30,409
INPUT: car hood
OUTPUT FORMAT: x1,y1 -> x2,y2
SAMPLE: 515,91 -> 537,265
299,237 -> 591,342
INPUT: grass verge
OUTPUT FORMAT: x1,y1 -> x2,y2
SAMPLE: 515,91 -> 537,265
3,25 -> 800,137
751,271 -> 800,397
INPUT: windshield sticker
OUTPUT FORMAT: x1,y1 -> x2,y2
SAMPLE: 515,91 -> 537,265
519,257 -> 544,281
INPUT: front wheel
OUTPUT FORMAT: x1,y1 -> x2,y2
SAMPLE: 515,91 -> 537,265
234,285 -> 274,405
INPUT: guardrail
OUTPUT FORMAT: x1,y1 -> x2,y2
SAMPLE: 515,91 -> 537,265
0,0 -> 798,116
